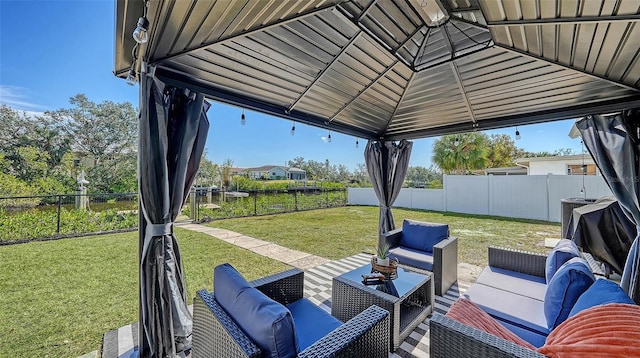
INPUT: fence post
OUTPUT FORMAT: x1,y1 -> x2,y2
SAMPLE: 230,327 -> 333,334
254,191 -> 258,216
294,190 -> 298,211
56,195 -> 62,235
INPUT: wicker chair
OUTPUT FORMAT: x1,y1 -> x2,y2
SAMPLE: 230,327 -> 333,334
192,268 -> 390,358
382,220 -> 458,296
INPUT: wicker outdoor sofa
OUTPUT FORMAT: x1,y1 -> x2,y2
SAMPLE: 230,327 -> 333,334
430,246 -> 549,357
192,267 -> 390,358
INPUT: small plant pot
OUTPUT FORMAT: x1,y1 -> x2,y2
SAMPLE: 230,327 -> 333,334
376,257 -> 390,266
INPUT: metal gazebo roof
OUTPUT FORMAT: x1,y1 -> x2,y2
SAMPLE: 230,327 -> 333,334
115,0 -> 640,140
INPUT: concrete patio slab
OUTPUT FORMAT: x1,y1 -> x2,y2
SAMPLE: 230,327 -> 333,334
248,243 -> 311,263
224,235 -> 270,249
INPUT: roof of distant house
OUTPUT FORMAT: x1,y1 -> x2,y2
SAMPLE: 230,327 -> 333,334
516,154 -> 594,164
247,165 -> 305,172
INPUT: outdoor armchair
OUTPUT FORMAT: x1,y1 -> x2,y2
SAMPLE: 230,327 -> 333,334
382,219 -> 458,295
192,265 -> 390,358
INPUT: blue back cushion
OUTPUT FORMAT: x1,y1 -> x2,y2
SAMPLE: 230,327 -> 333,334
568,279 -> 634,318
400,220 -> 448,253
545,239 -> 581,283
214,264 -> 298,358
544,257 -> 595,330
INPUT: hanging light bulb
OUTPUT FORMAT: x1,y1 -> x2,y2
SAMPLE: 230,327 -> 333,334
515,126 -> 521,140
290,122 -> 295,136
241,109 -> 246,125
125,69 -> 137,86
355,139 -> 359,148
327,132 -> 332,143
453,136 -> 460,147
133,17 -> 150,44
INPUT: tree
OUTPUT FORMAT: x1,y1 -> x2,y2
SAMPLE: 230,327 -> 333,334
487,134 -> 521,168
220,159 -> 233,189
432,133 -> 489,174
197,154 -> 220,187
405,165 -> 442,187
48,94 -> 138,193
0,105 -> 74,192
287,157 -> 306,169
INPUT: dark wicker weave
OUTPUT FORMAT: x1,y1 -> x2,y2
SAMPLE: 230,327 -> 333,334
382,228 -> 458,296
487,246 -> 547,278
192,268 -> 390,358
332,266 -> 433,351
430,314 -> 546,358
429,247 -> 550,358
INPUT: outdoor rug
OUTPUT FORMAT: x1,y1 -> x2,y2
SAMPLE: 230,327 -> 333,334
101,253 -> 469,358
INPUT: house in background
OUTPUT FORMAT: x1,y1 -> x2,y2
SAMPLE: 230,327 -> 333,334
516,154 -> 598,176
472,166 -> 527,175
247,165 -> 307,180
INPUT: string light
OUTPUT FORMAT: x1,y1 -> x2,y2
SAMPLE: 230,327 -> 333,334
453,136 -> 460,147
515,126 -> 521,140
355,138 -> 359,148
290,122 -> 295,136
241,109 -> 246,125
125,69 -> 137,86
133,17 -> 150,43
327,132 -> 332,143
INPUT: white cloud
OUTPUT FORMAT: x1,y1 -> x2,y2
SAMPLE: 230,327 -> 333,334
0,85 -> 49,112
320,136 -> 329,143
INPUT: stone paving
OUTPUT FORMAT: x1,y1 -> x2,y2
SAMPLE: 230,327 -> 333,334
177,223 -> 331,269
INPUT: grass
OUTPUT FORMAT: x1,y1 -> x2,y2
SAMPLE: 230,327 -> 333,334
0,228 -> 289,357
0,205 -> 561,356
209,205 -> 561,266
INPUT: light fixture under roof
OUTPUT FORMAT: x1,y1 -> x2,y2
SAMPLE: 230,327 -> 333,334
409,0 -> 449,27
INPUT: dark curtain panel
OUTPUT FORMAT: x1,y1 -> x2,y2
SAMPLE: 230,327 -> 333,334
364,139 -> 413,241
138,73 -> 210,357
576,109 -> 640,303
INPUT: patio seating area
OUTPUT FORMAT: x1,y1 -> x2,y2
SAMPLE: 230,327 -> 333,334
102,251 -> 472,358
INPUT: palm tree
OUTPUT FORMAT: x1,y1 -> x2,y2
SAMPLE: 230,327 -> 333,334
432,133 -> 489,174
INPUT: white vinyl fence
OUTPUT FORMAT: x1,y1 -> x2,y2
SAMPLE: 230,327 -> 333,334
348,174 -> 612,222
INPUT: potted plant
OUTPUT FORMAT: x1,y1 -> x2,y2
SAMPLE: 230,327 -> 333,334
376,243 -> 390,266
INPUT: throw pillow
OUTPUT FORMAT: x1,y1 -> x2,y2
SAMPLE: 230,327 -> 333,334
538,303 -> 640,357
544,257 -> 595,330
400,219 -> 448,253
568,279 -> 634,318
545,239 -> 581,283
446,298 -> 536,350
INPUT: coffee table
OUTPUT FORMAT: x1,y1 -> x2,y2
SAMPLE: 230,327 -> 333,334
331,264 -> 434,351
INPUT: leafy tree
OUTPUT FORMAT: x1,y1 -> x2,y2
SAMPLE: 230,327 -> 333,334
0,105 -> 74,192
487,134 -> 522,168
405,165 -> 442,187
432,133 -> 489,174
197,155 -> 220,187
49,94 -> 138,167
287,157 -> 306,169
48,94 -> 138,193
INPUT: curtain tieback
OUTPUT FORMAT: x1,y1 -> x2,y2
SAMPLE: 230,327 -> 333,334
148,223 -> 173,237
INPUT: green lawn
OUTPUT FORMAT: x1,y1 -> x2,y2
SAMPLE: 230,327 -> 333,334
0,206 -> 561,357
0,228 -> 289,357
209,205 -> 561,266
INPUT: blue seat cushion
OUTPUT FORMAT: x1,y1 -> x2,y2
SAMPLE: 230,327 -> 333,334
214,264 -> 297,358
496,319 -> 547,348
568,278 -> 634,318
286,298 -> 342,352
545,239 -> 581,283
464,283 -> 549,336
475,266 -> 547,301
388,246 -> 433,271
544,257 -> 595,330
400,220 -> 448,253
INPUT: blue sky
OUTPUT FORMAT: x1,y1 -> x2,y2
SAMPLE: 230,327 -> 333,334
0,1 -> 583,171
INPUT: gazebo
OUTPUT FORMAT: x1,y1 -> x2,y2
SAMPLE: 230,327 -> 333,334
114,0 -> 640,356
